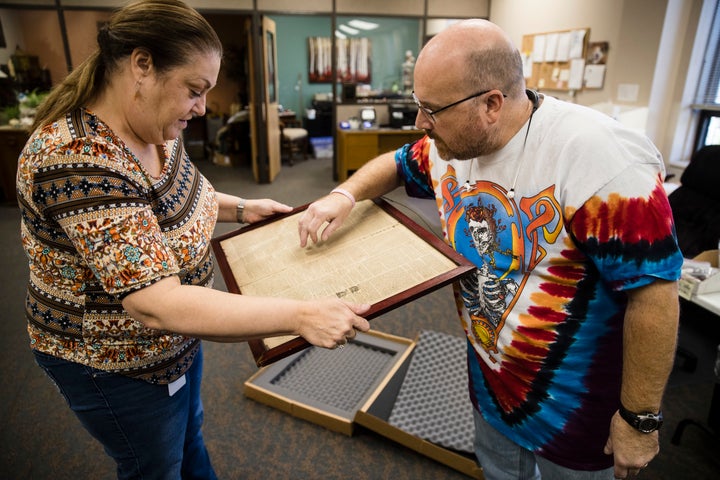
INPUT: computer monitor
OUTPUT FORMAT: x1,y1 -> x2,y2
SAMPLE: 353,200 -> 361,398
360,107 -> 376,123
342,83 -> 357,102
389,103 -> 418,128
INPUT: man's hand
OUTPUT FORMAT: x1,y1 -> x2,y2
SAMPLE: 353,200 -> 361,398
298,192 -> 355,247
604,411 -> 658,479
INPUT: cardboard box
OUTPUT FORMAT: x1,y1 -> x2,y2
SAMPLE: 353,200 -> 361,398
243,330 -> 484,479
678,250 -> 720,299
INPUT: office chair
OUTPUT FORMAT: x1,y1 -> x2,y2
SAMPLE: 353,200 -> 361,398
667,145 -> 720,446
668,145 -> 720,258
280,119 -> 309,166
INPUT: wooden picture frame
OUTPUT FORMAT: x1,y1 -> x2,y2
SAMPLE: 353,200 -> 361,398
211,198 -> 475,366
0,18 -> 6,49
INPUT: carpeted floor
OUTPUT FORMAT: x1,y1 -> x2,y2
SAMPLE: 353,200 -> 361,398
1,155 -> 718,479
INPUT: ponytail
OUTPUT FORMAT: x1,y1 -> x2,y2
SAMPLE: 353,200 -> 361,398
30,0 -> 221,133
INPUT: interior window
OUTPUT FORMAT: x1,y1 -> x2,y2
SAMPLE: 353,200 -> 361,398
693,1 -> 720,151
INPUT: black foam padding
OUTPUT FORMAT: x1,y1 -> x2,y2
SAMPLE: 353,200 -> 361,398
387,330 -> 475,453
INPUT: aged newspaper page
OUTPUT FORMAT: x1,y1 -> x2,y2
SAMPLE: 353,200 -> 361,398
217,200 -> 458,348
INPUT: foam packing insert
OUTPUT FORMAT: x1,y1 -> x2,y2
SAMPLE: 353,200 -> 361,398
387,330 -> 475,453
271,342 -> 393,413
255,332 -> 406,420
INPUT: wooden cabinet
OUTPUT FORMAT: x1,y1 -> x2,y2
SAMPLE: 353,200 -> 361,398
336,128 -> 425,181
0,127 -> 30,203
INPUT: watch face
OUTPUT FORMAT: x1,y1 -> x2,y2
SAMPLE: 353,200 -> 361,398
638,418 -> 658,433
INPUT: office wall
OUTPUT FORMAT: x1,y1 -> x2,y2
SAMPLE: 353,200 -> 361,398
0,10 -> 23,66
0,0 -> 674,112
491,0 -> 667,108
273,15 -> 332,115
648,0 -> 703,168
0,8 -> 65,88
0,0 -> 488,15
0,0 -> 705,165
491,0 -> 705,166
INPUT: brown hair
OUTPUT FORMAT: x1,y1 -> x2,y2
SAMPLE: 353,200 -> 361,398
465,46 -> 525,100
31,0 -> 222,131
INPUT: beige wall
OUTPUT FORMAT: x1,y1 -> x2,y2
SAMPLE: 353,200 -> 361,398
15,10 -> 65,88
490,0 -> 666,107
64,10 -> 112,72
650,0 -> 704,172
491,0 -> 706,167
1,0 -> 706,166
5,9 -> 111,92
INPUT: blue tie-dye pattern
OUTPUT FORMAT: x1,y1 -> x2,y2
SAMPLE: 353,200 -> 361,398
468,280 -> 621,451
394,134 -> 683,466
394,143 -> 434,200
590,250 -> 684,291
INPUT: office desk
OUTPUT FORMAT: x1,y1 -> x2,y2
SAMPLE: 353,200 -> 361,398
673,290 -> 720,444
336,128 -> 424,181
690,291 -> 720,316
0,126 -> 30,203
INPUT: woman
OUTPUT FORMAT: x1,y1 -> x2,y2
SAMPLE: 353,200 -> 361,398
17,1 -> 370,478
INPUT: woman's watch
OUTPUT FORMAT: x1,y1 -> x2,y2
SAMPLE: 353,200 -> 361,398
236,198 -> 247,223
619,404 -> 664,433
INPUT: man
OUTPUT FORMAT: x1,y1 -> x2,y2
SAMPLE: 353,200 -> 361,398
298,19 -> 682,480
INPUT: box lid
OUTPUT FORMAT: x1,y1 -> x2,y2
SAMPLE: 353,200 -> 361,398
355,332 -> 484,479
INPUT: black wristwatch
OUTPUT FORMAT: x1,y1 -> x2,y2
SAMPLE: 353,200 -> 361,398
618,404 -> 663,433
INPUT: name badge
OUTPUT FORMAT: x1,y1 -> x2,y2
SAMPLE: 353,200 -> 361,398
168,374 -> 186,397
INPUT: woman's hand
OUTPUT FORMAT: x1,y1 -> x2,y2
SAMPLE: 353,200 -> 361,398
242,198 -> 293,223
295,299 -> 371,349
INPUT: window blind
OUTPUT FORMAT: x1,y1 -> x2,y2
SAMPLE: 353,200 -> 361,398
694,0 -> 720,110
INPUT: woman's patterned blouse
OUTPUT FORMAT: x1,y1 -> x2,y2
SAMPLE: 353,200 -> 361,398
17,108 -> 218,384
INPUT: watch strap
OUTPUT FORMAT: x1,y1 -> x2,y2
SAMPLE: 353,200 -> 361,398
236,198 -> 247,224
619,404 -> 663,433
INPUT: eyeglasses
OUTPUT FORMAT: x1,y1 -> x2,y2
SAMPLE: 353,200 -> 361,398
412,89 -> 504,123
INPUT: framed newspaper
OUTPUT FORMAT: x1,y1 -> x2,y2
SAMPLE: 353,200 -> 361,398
211,198 -> 475,366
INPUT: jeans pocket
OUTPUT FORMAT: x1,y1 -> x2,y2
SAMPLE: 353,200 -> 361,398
32,350 -> 73,407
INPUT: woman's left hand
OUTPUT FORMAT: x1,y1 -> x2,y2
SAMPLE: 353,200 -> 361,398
242,198 -> 293,223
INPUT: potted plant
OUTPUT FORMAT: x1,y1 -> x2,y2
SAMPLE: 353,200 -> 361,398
18,89 -> 48,125
0,104 -> 20,126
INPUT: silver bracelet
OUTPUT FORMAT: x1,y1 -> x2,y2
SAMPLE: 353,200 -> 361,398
236,198 -> 247,223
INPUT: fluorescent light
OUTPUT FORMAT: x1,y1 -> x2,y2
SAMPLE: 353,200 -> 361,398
339,25 -> 360,35
335,30 -> 347,39
348,19 -> 379,30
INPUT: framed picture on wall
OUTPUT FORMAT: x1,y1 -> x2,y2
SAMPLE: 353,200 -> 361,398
308,36 -> 371,84
266,30 -> 277,103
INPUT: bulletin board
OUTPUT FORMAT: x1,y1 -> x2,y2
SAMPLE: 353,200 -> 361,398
521,28 -> 590,91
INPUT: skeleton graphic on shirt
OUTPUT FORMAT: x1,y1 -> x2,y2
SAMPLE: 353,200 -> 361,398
460,200 -> 519,333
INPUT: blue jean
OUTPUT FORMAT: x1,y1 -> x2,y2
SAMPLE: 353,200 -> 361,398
473,409 -> 614,480
34,345 -> 217,480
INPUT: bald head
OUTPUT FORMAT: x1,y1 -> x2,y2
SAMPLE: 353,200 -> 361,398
415,19 -> 525,100
422,19 -> 514,55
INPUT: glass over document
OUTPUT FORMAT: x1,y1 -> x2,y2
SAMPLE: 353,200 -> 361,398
211,198 -> 475,366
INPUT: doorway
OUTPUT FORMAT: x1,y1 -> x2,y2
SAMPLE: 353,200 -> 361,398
205,14 -> 281,183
